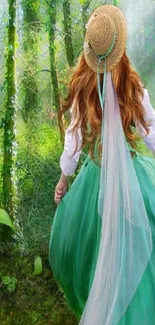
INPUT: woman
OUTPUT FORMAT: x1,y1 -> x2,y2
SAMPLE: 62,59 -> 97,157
49,5 -> 155,325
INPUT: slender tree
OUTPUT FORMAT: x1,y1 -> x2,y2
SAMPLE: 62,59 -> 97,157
62,0 -> 74,67
48,0 -> 60,111
21,0 -> 40,123
1,0 -> 16,241
82,0 -> 92,35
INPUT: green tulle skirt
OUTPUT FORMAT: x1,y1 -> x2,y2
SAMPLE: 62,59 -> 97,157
49,151 -> 155,324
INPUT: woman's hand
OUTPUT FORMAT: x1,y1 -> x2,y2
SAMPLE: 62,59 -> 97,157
54,173 -> 67,205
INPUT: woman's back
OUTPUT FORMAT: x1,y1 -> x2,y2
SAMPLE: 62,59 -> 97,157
49,5 -> 155,325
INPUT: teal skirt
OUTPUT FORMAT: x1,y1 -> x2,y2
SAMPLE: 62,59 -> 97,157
49,151 -> 155,324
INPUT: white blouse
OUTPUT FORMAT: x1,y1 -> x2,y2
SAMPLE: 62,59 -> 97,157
60,88 -> 155,176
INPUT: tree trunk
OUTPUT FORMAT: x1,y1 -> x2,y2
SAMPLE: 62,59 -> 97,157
1,0 -> 16,242
48,0 -> 60,111
82,0 -> 92,35
62,0 -> 74,67
21,0 -> 40,123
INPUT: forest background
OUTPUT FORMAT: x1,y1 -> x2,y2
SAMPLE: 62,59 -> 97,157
0,0 -> 155,324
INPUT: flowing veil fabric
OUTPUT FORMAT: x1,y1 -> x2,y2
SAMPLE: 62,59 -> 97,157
79,72 -> 152,325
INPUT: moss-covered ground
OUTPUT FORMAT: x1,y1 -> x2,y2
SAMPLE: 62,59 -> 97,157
0,250 -> 78,325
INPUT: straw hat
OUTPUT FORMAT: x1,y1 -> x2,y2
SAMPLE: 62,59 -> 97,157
83,5 -> 127,73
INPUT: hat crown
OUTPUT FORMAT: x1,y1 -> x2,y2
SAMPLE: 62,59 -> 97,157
86,14 -> 116,56
84,5 -> 127,73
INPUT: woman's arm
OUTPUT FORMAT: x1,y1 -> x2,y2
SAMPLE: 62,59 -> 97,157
54,112 -> 82,204
60,117 -> 83,176
136,88 -> 155,153
54,172 -> 68,205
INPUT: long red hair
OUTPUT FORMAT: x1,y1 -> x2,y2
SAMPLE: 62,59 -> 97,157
58,50 -> 149,160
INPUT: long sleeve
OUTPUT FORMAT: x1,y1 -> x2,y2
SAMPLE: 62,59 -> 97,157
60,116 -> 82,176
60,88 -> 155,176
137,88 -> 155,153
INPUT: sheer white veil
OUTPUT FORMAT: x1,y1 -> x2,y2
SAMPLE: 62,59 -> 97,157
79,71 -> 152,325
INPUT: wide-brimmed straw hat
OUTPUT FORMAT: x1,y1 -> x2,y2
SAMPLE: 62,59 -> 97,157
83,5 -> 127,73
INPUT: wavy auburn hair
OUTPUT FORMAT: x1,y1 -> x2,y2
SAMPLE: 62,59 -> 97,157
58,50 -> 149,161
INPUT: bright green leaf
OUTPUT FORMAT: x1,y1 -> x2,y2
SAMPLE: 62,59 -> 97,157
1,276 -> 17,291
1,276 -> 11,285
0,209 -> 15,231
7,282 -> 16,292
33,256 -> 43,276
79,0 -> 85,5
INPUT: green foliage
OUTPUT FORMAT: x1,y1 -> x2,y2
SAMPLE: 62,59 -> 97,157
113,0 -> 120,5
33,256 -> 43,275
1,275 -> 17,292
22,0 -> 40,26
21,0 -> 40,122
15,121 -> 63,251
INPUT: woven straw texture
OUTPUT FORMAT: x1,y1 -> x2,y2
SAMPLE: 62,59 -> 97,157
84,5 -> 127,73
